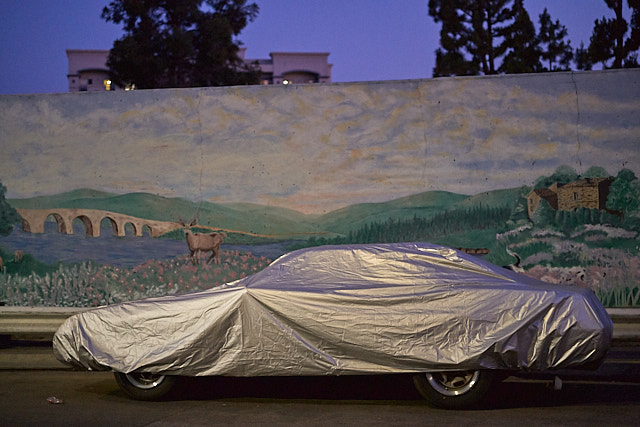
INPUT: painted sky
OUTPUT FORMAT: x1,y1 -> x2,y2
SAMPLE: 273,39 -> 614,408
0,0 -> 629,95
1,70 -> 638,214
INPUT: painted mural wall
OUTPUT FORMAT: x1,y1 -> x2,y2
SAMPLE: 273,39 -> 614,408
0,69 -> 639,307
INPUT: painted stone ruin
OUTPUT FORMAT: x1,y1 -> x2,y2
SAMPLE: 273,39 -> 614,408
0,69 -> 639,307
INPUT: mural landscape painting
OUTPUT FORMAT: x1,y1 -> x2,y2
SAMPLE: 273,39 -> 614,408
1,70 -> 639,307
1,163 -> 639,308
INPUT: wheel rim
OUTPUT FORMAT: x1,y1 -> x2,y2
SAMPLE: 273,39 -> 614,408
125,373 -> 166,390
425,370 -> 480,396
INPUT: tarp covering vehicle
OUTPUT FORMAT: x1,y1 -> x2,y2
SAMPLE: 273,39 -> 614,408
53,243 -> 612,407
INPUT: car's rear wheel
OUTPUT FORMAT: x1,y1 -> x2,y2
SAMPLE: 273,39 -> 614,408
114,372 -> 177,401
413,370 -> 495,409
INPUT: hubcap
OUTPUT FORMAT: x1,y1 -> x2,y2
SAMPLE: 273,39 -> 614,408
125,373 -> 166,390
426,370 -> 480,396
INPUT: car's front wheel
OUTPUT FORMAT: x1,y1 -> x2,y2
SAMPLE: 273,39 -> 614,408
114,372 -> 178,401
413,370 -> 495,409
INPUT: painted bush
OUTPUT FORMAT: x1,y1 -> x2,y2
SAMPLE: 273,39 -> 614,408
0,251 -> 271,307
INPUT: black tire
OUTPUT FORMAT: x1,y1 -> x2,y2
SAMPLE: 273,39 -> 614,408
413,370 -> 496,409
114,372 -> 178,401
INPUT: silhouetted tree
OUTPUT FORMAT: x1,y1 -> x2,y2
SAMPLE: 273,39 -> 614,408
538,8 -> 573,71
575,42 -> 594,70
428,0 -> 517,76
102,0 -> 261,89
0,181 -> 20,236
587,0 -> 640,69
429,0 -> 479,76
500,0 -> 541,73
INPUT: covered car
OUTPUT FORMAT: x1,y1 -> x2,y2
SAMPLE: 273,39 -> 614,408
53,243 -> 612,408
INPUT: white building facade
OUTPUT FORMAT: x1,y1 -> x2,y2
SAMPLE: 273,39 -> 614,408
66,49 -> 332,92
66,49 -> 115,92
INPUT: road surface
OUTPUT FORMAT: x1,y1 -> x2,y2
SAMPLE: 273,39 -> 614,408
1,344 -> 638,426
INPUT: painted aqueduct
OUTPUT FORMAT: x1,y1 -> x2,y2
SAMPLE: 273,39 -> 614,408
16,208 -> 181,238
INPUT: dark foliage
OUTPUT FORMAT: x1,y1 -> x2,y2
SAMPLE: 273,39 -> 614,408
586,0 -> 640,69
537,8 -> 573,71
499,0 -> 542,73
102,0 -> 261,89
574,41 -> 594,70
0,181 -> 20,237
429,0 -> 639,74
428,0 -> 516,76
607,168 -> 640,218
533,165 -> 579,189
291,205 -> 512,249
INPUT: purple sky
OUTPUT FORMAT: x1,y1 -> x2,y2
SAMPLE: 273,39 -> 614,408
0,0 -> 628,95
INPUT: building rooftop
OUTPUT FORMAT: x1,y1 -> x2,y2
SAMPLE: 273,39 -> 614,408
66,49 -> 332,92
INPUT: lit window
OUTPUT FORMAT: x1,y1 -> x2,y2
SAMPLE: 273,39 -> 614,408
104,79 -> 112,91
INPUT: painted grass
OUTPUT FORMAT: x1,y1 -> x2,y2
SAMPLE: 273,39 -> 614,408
596,286 -> 640,308
0,250 -> 271,307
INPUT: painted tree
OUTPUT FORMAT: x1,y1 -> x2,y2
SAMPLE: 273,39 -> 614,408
607,168 -> 640,219
533,165 -> 579,189
507,186 -> 532,227
102,0 -> 261,89
0,181 -> 20,236
587,0 -> 640,69
583,166 -> 610,178
531,199 -> 555,228
428,0 -> 517,76
537,8 -> 573,71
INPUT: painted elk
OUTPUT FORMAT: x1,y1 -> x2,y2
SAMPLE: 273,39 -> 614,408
179,219 -> 227,265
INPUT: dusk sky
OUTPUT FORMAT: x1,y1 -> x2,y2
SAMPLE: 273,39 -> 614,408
0,0 -> 626,95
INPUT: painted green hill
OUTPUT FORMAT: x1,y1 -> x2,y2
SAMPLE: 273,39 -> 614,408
8,189 -> 116,208
452,187 -> 523,209
9,187 -> 522,238
316,191 -> 470,235
9,190 -> 318,236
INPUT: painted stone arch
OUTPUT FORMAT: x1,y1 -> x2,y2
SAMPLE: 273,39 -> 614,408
124,221 -> 138,236
73,215 -> 95,236
47,213 -> 68,234
20,218 -> 32,233
142,224 -> 153,236
100,216 -> 120,236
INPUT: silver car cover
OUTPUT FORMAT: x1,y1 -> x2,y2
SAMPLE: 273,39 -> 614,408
53,243 -> 612,376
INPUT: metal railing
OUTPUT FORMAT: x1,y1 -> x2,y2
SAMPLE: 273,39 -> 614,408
0,306 -> 638,342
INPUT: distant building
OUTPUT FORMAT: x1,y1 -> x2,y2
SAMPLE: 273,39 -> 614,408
527,187 -> 559,218
66,49 -> 115,92
239,49 -> 332,85
557,177 -> 613,211
527,177 -> 613,218
66,48 -> 332,92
